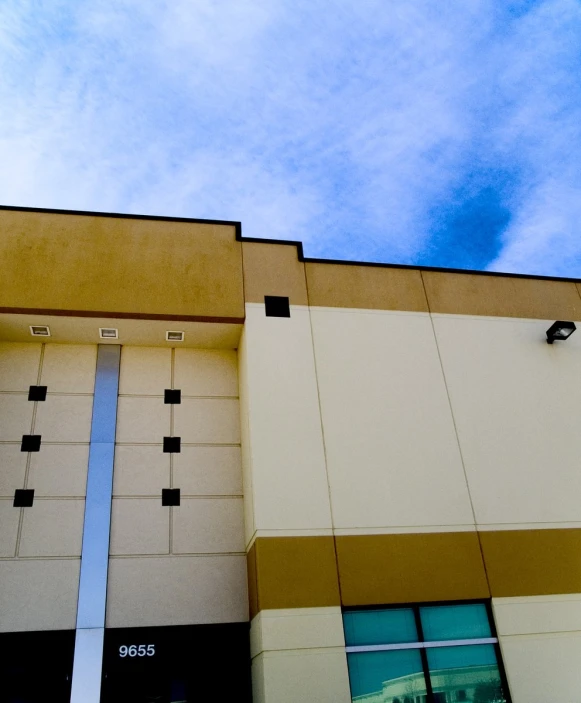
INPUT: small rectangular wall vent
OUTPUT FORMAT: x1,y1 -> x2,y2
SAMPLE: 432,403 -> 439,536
99,328 -> 118,339
30,325 -> 50,337
166,331 -> 184,342
264,295 -> 291,318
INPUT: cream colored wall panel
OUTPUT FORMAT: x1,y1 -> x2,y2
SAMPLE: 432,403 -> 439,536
106,555 -> 248,627
0,394 -> 33,440
310,309 -> 474,530
174,349 -> 238,396
116,397 -> 170,444
0,500 -> 19,556
493,595 -> 581,636
119,346 -> 171,395
28,444 -> 89,496
251,607 -> 345,658
172,498 -> 244,554
113,445 -> 169,496
40,344 -> 97,393
109,498 -> 169,555
173,398 -> 240,444
433,316 -> 581,526
173,446 -> 242,495
0,558 -> 80,631
19,499 -> 85,557
34,394 -> 93,442
0,342 -> 41,391
500,632 -> 581,702
251,652 -> 267,703
255,649 -> 351,703
239,306 -> 332,531
0,444 -> 27,496
238,328 -> 256,545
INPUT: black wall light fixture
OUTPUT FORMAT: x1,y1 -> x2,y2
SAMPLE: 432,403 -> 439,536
546,321 -> 576,344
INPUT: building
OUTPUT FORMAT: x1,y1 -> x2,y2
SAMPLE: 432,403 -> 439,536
1,205 -> 581,703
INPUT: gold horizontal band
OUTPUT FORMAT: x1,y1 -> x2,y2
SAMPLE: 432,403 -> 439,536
248,529 -> 581,616
479,528 -> 581,597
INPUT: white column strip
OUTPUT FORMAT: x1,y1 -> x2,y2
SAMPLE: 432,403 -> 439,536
71,344 -> 121,703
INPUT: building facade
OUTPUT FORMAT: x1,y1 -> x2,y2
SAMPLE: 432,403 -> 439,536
1,206 -> 581,702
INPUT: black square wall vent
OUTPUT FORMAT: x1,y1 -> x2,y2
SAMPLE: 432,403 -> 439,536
162,488 -> 180,506
164,389 -> 181,404
163,436 -> 181,453
13,489 -> 34,507
264,295 -> 291,318
21,435 -> 41,452
28,386 -> 47,401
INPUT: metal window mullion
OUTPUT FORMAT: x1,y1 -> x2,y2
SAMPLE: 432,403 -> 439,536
414,605 -> 435,703
345,637 -> 498,653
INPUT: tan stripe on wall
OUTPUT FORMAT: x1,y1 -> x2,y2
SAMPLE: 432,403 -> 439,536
479,528 -> 581,597
335,532 -> 490,605
252,537 -> 341,614
248,532 -> 490,615
248,529 -> 581,615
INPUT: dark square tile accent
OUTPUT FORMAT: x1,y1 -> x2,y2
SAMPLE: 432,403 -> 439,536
164,389 -> 181,404
264,295 -> 291,318
21,435 -> 41,452
13,489 -> 34,507
162,488 -> 180,506
163,436 -> 181,453
28,386 -> 48,402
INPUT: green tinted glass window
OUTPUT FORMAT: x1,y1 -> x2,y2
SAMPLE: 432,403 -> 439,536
420,604 -> 491,641
427,645 -> 505,703
343,603 -> 509,703
348,649 -> 425,700
344,608 -> 417,646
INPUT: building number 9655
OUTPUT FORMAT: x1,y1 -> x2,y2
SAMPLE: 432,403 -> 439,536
119,644 -> 155,658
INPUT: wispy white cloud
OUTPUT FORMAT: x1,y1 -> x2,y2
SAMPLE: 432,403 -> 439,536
0,0 -> 580,275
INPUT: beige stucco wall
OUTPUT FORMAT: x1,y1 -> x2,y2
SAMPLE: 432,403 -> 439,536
310,307 -> 474,533
240,298 -> 581,700
106,345 -> 247,627
238,304 -> 332,543
494,595 -> 581,702
433,313 -> 581,529
0,342 -> 95,631
250,607 -> 351,703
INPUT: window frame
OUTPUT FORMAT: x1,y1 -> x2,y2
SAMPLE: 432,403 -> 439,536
342,599 -> 512,703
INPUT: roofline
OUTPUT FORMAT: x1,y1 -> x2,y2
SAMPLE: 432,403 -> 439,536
1,203 -> 579,284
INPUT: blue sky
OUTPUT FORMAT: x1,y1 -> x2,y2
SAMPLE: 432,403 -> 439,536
1,0 -> 581,276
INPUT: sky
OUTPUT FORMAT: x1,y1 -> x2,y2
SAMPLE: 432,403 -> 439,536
1,0 -> 581,276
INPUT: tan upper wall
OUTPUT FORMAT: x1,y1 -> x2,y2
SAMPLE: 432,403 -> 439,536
242,241 -> 581,318
2,207 -> 581,320
0,210 -> 244,320
242,241 -> 308,306
305,264 -> 581,318
422,270 -> 581,319
305,263 -> 429,312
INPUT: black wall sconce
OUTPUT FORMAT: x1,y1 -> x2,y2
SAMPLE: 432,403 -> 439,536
546,321 -> 576,344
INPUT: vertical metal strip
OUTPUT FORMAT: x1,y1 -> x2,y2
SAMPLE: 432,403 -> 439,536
71,344 -> 121,703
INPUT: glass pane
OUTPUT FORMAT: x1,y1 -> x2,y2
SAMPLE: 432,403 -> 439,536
427,644 -> 507,703
420,604 -> 491,641
347,649 -> 427,702
344,608 -> 418,646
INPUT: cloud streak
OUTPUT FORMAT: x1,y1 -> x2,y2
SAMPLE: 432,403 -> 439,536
0,0 -> 580,276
